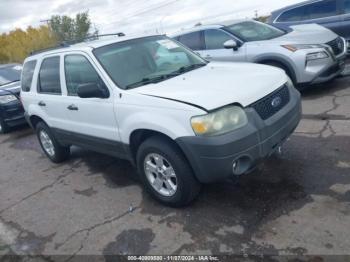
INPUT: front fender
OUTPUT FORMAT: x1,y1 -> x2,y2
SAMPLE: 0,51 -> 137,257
118,109 -> 196,145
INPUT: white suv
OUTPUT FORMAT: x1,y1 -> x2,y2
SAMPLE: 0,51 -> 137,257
21,34 -> 302,206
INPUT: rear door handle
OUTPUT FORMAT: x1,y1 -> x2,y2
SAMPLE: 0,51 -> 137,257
205,55 -> 212,59
38,101 -> 46,107
67,104 -> 79,111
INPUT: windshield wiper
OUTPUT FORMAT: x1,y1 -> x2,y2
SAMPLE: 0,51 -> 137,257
126,75 -> 168,89
0,80 -> 20,87
125,64 -> 207,89
174,63 -> 207,74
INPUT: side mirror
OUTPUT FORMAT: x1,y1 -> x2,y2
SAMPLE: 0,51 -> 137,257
223,39 -> 239,51
77,83 -> 109,99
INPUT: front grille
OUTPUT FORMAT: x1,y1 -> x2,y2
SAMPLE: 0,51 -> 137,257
326,37 -> 345,56
250,85 -> 290,120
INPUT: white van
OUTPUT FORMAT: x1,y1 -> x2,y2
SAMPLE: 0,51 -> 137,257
21,34 -> 301,206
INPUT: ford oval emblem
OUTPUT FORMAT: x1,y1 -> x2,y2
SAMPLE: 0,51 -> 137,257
271,96 -> 282,108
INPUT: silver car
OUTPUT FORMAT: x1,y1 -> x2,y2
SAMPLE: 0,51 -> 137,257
171,20 -> 347,89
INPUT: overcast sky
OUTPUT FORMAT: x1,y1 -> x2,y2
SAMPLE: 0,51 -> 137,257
0,0 -> 304,35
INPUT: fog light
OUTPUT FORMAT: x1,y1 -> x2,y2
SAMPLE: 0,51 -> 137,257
232,156 -> 252,176
232,161 -> 238,172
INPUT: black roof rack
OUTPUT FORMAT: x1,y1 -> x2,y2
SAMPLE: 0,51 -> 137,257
29,32 -> 125,56
29,42 -> 70,56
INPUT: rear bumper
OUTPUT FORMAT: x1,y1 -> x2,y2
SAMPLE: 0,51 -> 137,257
0,101 -> 26,127
176,86 -> 301,183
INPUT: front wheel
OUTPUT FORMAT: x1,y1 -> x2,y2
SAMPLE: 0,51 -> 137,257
36,122 -> 70,163
137,136 -> 201,207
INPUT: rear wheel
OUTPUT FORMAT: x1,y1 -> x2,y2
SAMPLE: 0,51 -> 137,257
0,118 -> 10,134
137,136 -> 201,207
36,122 -> 70,163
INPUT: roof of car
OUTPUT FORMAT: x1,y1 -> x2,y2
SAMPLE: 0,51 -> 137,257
170,19 -> 252,37
26,33 -> 161,60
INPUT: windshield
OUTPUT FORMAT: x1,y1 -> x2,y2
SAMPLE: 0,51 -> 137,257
93,36 -> 207,89
225,21 -> 285,42
0,65 -> 22,87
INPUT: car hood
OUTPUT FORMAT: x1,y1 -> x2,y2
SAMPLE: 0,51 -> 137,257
131,62 -> 287,111
273,24 -> 338,44
0,81 -> 21,95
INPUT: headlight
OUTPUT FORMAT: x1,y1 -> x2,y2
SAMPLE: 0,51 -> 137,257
191,106 -> 248,136
282,44 -> 324,52
306,51 -> 329,61
0,95 -> 17,104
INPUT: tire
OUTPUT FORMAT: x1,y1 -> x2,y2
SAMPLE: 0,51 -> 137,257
0,118 -> 10,134
36,122 -> 70,163
136,136 -> 201,207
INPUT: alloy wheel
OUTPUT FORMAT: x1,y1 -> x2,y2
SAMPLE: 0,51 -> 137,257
144,153 -> 178,197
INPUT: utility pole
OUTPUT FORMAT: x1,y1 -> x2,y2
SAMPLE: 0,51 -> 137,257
40,19 -> 51,27
254,10 -> 258,19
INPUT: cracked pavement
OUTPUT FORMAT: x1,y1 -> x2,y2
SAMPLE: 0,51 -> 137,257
0,64 -> 350,260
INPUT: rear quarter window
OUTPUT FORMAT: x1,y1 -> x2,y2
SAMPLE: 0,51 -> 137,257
21,60 -> 37,92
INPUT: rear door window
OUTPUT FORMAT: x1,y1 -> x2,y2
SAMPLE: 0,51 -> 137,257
21,60 -> 37,92
178,31 -> 204,50
204,29 -> 232,50
305,0 -> 338,19
37,56 -> 61,94
277,0 -> 338,22
64,55 -> 107,96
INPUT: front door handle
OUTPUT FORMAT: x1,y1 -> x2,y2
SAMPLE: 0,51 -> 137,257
38,101 -> 46,107
205,55 -> 212,59
67,104 -> 79,111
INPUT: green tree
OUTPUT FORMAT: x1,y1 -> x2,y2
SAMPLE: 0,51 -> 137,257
50,11 -> 97,43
